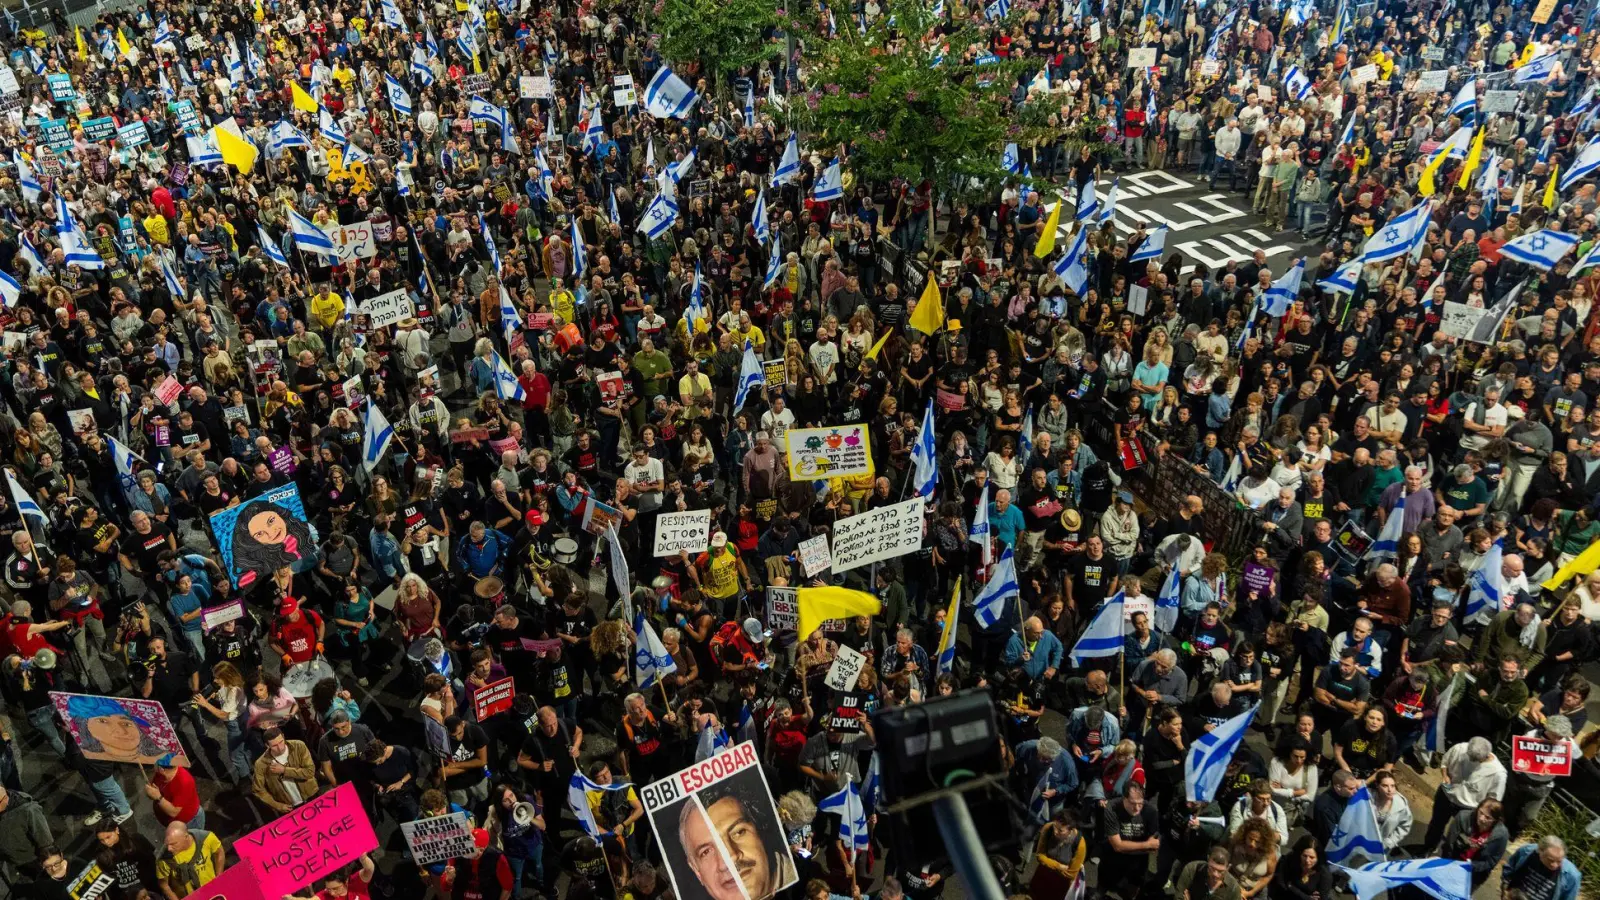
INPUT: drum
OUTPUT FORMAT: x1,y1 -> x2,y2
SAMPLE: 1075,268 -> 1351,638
552,537 -> 580,564
474,575 -> 506,607
282,658 -> 336,698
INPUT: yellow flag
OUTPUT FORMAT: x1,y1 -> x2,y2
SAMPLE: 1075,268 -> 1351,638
116,28 -> 132,58
1544,539 -> 1600,590
473,52 -> 483,74
908,276 -> 945,335
212,126 -> 259,172
291,82 -> 320,113
1033,201 -> 1063,259
864,329 -> 892,362
1543,165 -> 1560,209
1517,41 -> 1537,68
1457,128 -> 1486,190
75,26 -> 87,60
255,0 -> 265,21
796,586 -> 882,639
1417,148 -> 1449,198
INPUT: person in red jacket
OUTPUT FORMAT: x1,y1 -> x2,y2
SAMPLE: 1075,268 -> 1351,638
268,597 -> 324,667
442,829 -> 514,900
144,753 -> 202,829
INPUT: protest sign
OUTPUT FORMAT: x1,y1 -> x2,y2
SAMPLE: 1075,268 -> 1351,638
1128,47 -> 1157,68
235,782 -> 379,897
797,534 -> 832,578
463,73 -> 492,94
1128,284 -> 1149,316
1439,301 -> 1492,341
0,65 -> 17,94
762,357 -> 787,388
50,692 -> 189,766
653,509 -> 711,557
785,424 -> 872,480
83,117 -> 117,141
67,861 -> 114,900
766,587 -> 799,631
473,677 -> 516,720
1350,64 -> 1379,85
581,496 -> 623,535
341,375 -> 364,410
1200,60 -> 1220,76
210,483 -> 319,589
47,73 -> 75,102
1412,70 -> 1449,92
1421,46 -> 1445,61
1125,595 -> 1155,622
830,497 -> 925,573
201,599 -> 246,632
614,73 -> 637,107
154,376 -> 185,406
181,864 -> 264,900
401,812 -> 477,866
334,220 -> 378,261
1532,0 -> 1558,22
1483,91 -> 1519,113
1512,735 -> 1572,776
519,636 -> 566,653
117,122 -> 151,147
172,99 -> 202,133
364,288 -> 413,328
524,75 -> 552,98
40,118 -> 71,149
824,643 -> 869,691
640,743 -> 797,900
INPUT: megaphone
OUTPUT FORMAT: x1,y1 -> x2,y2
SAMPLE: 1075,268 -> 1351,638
31,647 -> 57,670
513,802 -> 537,827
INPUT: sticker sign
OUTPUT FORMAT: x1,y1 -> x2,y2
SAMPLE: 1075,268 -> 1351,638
363,288 -> 413,328
201,599 -> 246,632
401,812 -> 477,867
785,424 -> 872,480
653,509 -> 711,557
1512,735 -> 1572,776
829,496 -> 925,573
234,782 -> 379,897
472,677 -> 516,720
824,643 -> 869,691
797,534 -> 832,578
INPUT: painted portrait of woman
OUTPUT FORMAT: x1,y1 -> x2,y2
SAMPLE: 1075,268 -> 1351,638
62,694 -> 183,765
229,499 -> 315,588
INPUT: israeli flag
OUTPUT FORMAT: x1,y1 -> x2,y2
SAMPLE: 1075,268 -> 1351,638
1054,225 -> 1090,294
1185,705 -> 1257,802
567,772 -> 633,838
644,66 -> 699,119
733,342 -> 765,412
1155,565 -> 1180,634
0,270 -> 20,308
1326,784 -> 1387,865
911,400 -> 939,499
320,108 -> 349,148
1258,261 -> 1303,317
1358,200 -> 1431,263
1317,258 -> 1363,294
411,49 -> 435,86
1559,137 -> 1600,192
582,105 -> 605,156
638,192 -> 680,240
1419,271 -> 1445,311
535,148 -> 555,199
18,237 -> 48,277
1367,492 -> 1407,561
1573,84 -> 1598,119
253,225 -> 288,269
1448,81 -> 1477,124
1002,142 -> 1021,174
1512,52 -> 1561,85
773,134 -> 801,186
1571,240 -> 1600,277
1465,539 -> 1505,623
1220,450 -> 1244,493
973,549 -> 1020,629
153,18 -> 177,46
159,66 -> 175,101
57,201 -> 106,271
361,403 -> 394,472
267,120 -> 310,156
186,134 -> 224,167
570,216 -> 586,279
1283,65 -> 1313,101
819,777 -> 871,857
743,87 -> 755,127
498,286 -> 520,343
157,255 -> 186,300
985,0 -> 1011,19
752,190 -> 771,244
634,611 -> 679,689
382,0 -> 407,29
386,75 -> 413,116
1510,179 -> 1526,216
1339,859 -> 1471,900
107,436 -> 142,496
1337,112 -> 1357,148
1129,224 -> 1167,262
814,160 -> 844,201
479,213 -> 502,273
490,351 -> 526,402
1074,178 -> 1099,221
289,210 -> 339,258
936,578 -> 961,675
666,148 -> 697,184
1537,134 -> 1554,164
1068,591 -> 1126,664
684,264 -> 708,333
4,469 -> 45,527
1098,178 -> 1119,223
970,483 -> 991,565
1421,673 -> 1457,755
1501,229 -> 1578,270
764,238 -> 783,290
1017,407 -> 1035,463
14,151 -> 39,204
342,144 -> 372,166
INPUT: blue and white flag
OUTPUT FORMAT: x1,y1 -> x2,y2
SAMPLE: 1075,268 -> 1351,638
970,483 -> 991,565
186,134 -> 224,167
0,270 -> 20,308
1338,859 -> 1471,900
1358,200 -> 1431,263
911,400 -> 938,499
1069,591 -> 1126,665
1512,52 -> 1561,85
1318,258 -> 1363,294
637,192 -> 679,240
19,236 -> 48,277
319,108 -> 349,148
1260,261 -> 1304,317
567,772 -> 633,838
1537,134 -> 1554,165
267,120 -> 310,156
381,0 -> 407,29
1074,178 -> 1099,221
733,342 -> 765,412
1501,229 -> 1578,270
1559,137 -> 1600,191
1366,492 -> 1406,561
1220,450 -> 1243,494
1054,225 -> 1091,295
1155,565 -> 1180,634
289,209 -> 339,257
985,0 -> 1012,19
764,238 -> 783,290
153,18 -> 177,46
1422,673 -> 1457,754
362,404 -> 394,472
257,225 -> 290,268
633,611 -> 678,689
1448,80 -> 1477,124
478,214 -> 502,274
570,216 -> 586,279
772,134 -> 801,186
490,351 -> 526,402
57,198 -> 106,271
498,286 -> 520,344
4,469 -> 45,527
157,255 -> 186,301
1098,178 -> 1119,223
1017,407 -> 1034,463
609,188 -> 622,227
386,75 -> 413,116
1326,785 -> 1387,865
583,104 -> 605,156
666,148 -> 697,185
687,263 -> 707,332
1510,179 -> 1526,216
814,160 -> 844,201
973,548 -> 1019,629
411,49 -> 436,86
1283,65 -> 1313,101
644,66 -> 699,119
819,777 -> 871,857
1130,224 -> 1167,262
752,190 -> 771,244
1185,706 -> 1257,802
1337,112 -> 1357,149
1002,142 -> 1021,174
1573,83 -> 1598,119
1571,240 -> 1600,277
1465,538 -> 1505,623
107,436 -> 142,497
14,151 -> 39,204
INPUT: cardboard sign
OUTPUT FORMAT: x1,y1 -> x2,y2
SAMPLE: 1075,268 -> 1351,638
50,692 -> 189,766
1127,284 -> 1149,316
1421,46 -> 1445,61
0,65 -> 18,94
1128,47 -> 1158,68
653,509 -> 711,557
472,677 -> 516,720
235,782 -> 379,897
1532,0 -> 1558,23
1483,90 -> 1520,113
1088,22 -> 1102,42
797,534 -> 832,578
334,220 -> 378,261
1512,735 -> 1572,776
1350,64 -> 1379,85
613,73 -> 637,107
829,496 -> 925,573
766,587 -> 799,631
364,288 -> 413,328
401,812 -> 477,867
785,424 -> 872,480
639,743 -> 798,900
154,376 -> 185,406
1412,70 -> 1449,93
762,357 -> 787,387
201,599 -> 246,632
1200,60 -> 1220,76
824,643 -> 869,691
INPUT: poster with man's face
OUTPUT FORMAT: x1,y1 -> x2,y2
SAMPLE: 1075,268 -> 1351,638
640,743 -> 798,900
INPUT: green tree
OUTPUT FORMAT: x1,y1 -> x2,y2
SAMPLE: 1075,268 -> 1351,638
655,0 -> 785,88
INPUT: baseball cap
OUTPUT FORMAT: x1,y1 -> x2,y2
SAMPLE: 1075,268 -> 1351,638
1117,489 -> 1135,504
473,828 -> 491,849
742,617 -> 772,643
278,597 -> 300,617
525,510 -> 546,528
710,531 -> 728,548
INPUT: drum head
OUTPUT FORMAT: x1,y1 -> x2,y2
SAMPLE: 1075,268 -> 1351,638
553,537 -> 579,563
283,658 -> 336,698
474,576 -> 505,599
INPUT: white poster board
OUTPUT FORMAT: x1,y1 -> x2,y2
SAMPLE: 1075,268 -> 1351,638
1439,301 -> 1491,341
1128,47 -> 1157,68
363,288 -> 413,329
766,587 -> 799,631
1127,284 -> 1149,316
652,509 -> 711,557
1483,90 -> 1520,113
1350,64 -> 1379,85
613,74 -> 637,108
797,534 -> 832,578
1412,70 -> 1450,93
1125,595 -> 1155,622
824,643 -> 869,691
0,66 -> 18,95
830,497 -> 925,573
401,812 -> 476,866
334,220 -> 378,262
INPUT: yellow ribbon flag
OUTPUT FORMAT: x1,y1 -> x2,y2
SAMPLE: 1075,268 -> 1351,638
1543,165 -> 1560,209
1517,41 -> 1537,68
908,276 -> 945,335
1543,540 -> 1600,591
1417,146 -> 1450,198
863,328 -> 892,362
291,82 -> 320,113
75,26 -> 87,60
116,28 -> 132,59
796,586 -> 882,639
1033,201 -> 1063,258
212,126 -> 259,172
1457,128 -> 1486,190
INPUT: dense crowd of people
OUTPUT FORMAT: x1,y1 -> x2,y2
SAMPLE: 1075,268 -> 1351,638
0,0 -> 1599,899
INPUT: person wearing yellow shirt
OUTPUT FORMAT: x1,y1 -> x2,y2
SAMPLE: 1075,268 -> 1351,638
549,281 -> 576,327
143,212 -> 170,246
678,359 -> 714,420
155,821 -> 226,899
732,316 -> 765,355
309,287 -> 345,335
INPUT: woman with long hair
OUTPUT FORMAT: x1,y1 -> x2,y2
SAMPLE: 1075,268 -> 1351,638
192,662 -> 251,783
1268,836 -> 1332,900
1029,810 -> 1086,900
1228,817 -> 1280,900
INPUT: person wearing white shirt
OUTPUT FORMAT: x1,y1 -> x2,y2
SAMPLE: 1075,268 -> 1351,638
761,397 -> 797,443
1461,388 -> 1508,451
1421,737 -> 1506,850
1328,617 -> 1384,680
809,336 -> 840,385
623,446 -> 665,512
1212,119 -> 1244,191
1228,782 -> 1290,849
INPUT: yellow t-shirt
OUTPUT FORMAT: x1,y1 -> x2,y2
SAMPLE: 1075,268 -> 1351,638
701,548 -> 741,599
155,831 -> 223,894
550,291 -> 576,326
143,215 -> 170,245
310,291 -> 345,328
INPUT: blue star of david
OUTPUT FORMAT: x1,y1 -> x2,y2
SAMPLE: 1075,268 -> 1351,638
1529,235 -> 1548,251
1384,227 -> 1402,243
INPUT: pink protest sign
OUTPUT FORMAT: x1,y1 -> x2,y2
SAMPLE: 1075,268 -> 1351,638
181,863 -> 264,900
234,782 -> 378,897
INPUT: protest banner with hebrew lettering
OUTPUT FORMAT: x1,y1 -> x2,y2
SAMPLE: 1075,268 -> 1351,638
363,288 -> 413,328
1512,735 -> 1572,776
824,643 -> 869,691
402,811 -> 477,866
829,497 -> 925,573
785,424 -> 872,480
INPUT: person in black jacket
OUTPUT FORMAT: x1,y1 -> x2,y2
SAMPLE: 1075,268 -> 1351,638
1269,836 -> 1333,900
1436,799 -> 1509,888
1307,769 -> 1359,846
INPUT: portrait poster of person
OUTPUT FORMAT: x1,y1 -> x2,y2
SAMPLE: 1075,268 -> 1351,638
209,484 -> 319,589
49,692 -> 190,766
642,743 -> 798,900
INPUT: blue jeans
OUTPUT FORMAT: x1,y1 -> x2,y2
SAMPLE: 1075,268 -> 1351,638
26,706 -> 66,756
507,851 -> 543,890
225,719 -> 252,782
90,775 -> 133,816
188,808 -> 207,831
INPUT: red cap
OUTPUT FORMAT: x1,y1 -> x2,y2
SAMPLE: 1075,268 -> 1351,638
525,510 -> 546,528
277,597 -> 300,617
472,828 -> 491,849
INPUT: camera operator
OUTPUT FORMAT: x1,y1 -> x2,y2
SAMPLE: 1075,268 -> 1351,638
134,635 -> 223,770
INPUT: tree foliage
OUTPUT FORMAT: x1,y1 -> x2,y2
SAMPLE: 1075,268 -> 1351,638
654,0 -> 785,87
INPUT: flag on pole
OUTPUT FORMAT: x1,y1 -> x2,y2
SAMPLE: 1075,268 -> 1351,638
1358,200 -> 1431,262
1499,229 -> 1578,270
4,469 -> 45,527
752,190 -> 771,244
257,226 -> 290,268
1317,258 -> 1363,294
490,351 -> 526,402
107,436 -> 143,498
1074,179 -> 1099,221
571,216 -> 586,279
1155,565 -> 1180,634
1054,226 -> 1091,294
973,549 -> 1020,629
1129,225 -> 1167,262
1185,706 -> 1258,802
643,66 -> 699,119
14,151 -> 39,204
289,210 -> 339,257
1511,52 -> 1561,84
733,342 -> 765,412
1559,138 -> 1600,191
633,611 -> 678,689
362,404 -> 395,472
1068,592 -> 1126,665
819,777 -> 871,858
814,160 -> 844,201
1571,240 -> 1600,277
772,134 -> 800,186
386,74 -> 413,116
1260,261 -> 1304,317
936,577 -> 961,675
1325,785 -> 1386,865
1338,859 -> 1471,900
911,400 -> 939,499
970,483 -> 991,566
908,276 -> 945,334
1098,178 -> 1119,224
1422,673 -> 1457,754
638,193 -> 679,240
1366,493 -> 1407,561
1034,202 -> 1063,258
1465,538 -> 1505,623
567,773 -> 634,838
1002,142 -> 1021,174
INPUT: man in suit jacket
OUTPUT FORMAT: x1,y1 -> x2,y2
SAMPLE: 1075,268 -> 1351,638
1260,486 -> 1303,558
